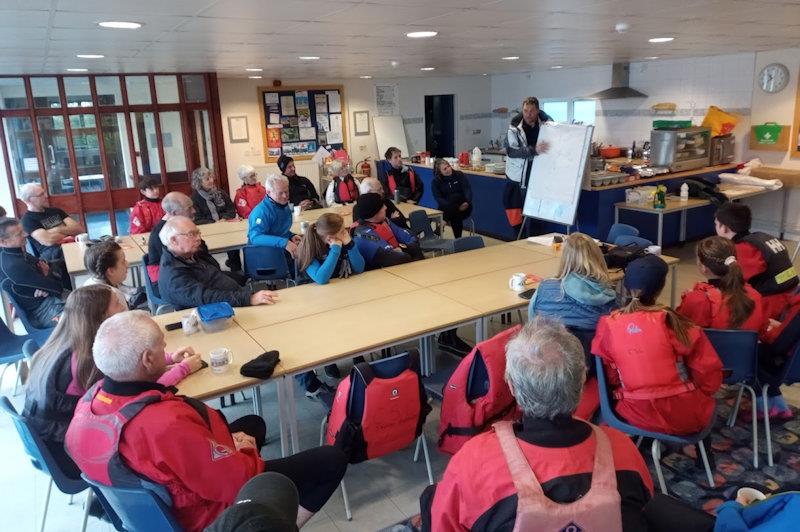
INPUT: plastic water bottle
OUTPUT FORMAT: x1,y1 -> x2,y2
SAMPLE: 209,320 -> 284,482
471,146 -> 482,167
680,182 -> 689,202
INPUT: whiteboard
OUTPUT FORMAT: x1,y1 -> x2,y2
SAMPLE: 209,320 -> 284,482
373,116 -> 410,158
522,123 -> 594,226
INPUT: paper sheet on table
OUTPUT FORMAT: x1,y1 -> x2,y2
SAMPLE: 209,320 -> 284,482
326,91 -> 341,113
299,127 -> 316,140
280,95 -> 295,115
526,234 -> 600,246
314,93 -> 328,114
264,92 -> 279,105
317,114 -> 330,132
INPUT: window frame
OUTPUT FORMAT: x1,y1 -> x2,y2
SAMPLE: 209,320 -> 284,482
539,98 -> 597,125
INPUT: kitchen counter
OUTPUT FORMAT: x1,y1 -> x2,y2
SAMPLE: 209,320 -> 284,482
409,162 -> 506,180
590,163 -> 739,191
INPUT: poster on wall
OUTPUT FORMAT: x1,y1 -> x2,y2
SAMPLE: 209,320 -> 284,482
317,113 -> 330,132
327,113 -> 343,143
326,90 -> 341,113
283,141 -> 317,156
266,125 -> 282,157
299,127 -> 316,140
264,92 -> 279,106
280,95 -> 295,115
298,109 -> 312,128
314,93 -> 328,114
268,112 -> 280,124
295,91 -> 309,109
281,127 -> 300,143
375,84 -> 398,116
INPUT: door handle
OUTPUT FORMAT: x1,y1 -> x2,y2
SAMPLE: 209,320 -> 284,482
48,145 -> 55,164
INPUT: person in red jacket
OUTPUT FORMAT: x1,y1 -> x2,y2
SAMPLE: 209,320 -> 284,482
678,235 -> 768,334
233,165 -> 266,219
592,255 -> 723,436
423,317 -> 653,531
129,177 -> 165,235
65,311 -> 347,532
715,203 -> 798,320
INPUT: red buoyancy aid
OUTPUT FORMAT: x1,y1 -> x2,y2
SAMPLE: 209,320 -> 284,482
387,168 -> 417,196
738,232 -> 798,295
438,325 -> 522,455
326,350 -> 431,463
234,183 -> 266,218
372,221 -> 399,248
595,312 -> 696,401
764,293 -> 800,351
694,282 -> 766,332
334,176 -> 359,204
129,199 -> 165,235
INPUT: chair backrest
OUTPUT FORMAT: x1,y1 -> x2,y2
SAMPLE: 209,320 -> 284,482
465,351 -> 490,402
594,357 -> 631,429
407,210 -> 435,239
614,234 -> 653,247
452,236 -> 485,253
703,328 -> 758,384
0,278 -> 55,338
566,326 -> 597,377
243,245 -> 290,282
607,223 -> 639,245
349,350 -> 424,421
82,474 -> 182,532
141,253 -> 167,314
0,396 -> 87,495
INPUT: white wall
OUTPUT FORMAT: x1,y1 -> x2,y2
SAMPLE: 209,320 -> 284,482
217,75 -> 491,197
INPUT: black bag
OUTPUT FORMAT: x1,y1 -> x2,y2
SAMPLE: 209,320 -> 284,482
604,243 -> 648,269
684,178 -> 729,206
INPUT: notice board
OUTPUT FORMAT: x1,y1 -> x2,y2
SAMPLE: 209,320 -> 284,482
522,123 -> 594,226
258,85 -> 347,162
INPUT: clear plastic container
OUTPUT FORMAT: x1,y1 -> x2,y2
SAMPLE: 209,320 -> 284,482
200,316 -> 233,333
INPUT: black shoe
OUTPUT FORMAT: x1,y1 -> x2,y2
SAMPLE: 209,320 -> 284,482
449,333 -> 473,355
353,355 -> 366,365
324,363 -> 341,379
305,379 -> 334,399
438,330 -> 470,357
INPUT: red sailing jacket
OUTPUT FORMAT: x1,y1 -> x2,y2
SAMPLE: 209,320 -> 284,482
333,176 -> 359,204
129,199 -> 165,235
438,325 -> 521,455
678,281 -> 768,334
65,380 -> 263,532
592,310 -> 723,435
326,351 -> 430,463
233,183 -> 266,219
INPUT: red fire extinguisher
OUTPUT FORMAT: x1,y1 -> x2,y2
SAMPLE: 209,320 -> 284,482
357,157 -> 372,177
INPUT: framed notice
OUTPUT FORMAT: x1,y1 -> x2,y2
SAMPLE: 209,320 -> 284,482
354,110 -> 370,136
227,116 -> 249,143
258,84 -> 347,162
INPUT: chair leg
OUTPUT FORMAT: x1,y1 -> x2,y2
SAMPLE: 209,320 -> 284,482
80,489 -> 93,532
421,435 -> 434,485
40,478 -> 53,532
13,361 -> 21,396
340,479 -> 352,521
635,435 -> 643,448
698,440 -> 715,488
319,418 -> 326,446
746,386 -> 759,469
651,439 -> 667,495
413,436 -> 421,462
516,309 -> 524,324
728,385 -> 745,428
763,386 -> 774,467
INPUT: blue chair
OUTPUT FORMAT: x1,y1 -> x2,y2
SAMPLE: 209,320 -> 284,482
0,320 -> 40,395
566,326 -> 597,377
607,223 -> 639,245
594,357 -> 716,494
1,278 -> 55,344
761,340 -> 800,468
408,210 -> 451,256
704,329 -> 760,468
0,396 -> 97,532
243,245 -> 296,288
614,234 -> 654,247
82,474 -> 182,532
141,254 -> 175,315
320,351 -> 433,520
452,235 -> 485,253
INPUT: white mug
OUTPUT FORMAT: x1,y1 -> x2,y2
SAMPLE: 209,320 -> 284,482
293,205 -> 302,218
509,273 -> 526,291
209,348 -> 234,374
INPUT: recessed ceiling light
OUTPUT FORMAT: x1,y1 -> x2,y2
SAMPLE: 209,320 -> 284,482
420,67 -> 435,71
648,37 -> 674,43
406,31 -> 438,38
98,21 -> 142,29
359,75 -> 372,79
482,73 -> 488,76
551,65 -> 563,69
501,56 -> 520,61
76,54 -> 104,59
245,68 -> 263,72
248,75 -> 263,79
67,68 -> 88,72
298,56 -> 320,60
645,56 -> 659,60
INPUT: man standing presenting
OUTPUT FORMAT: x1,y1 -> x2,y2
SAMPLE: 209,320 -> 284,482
504,97 -> 552,236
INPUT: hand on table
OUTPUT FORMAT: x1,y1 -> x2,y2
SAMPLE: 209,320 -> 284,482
182,354 -> 205,374
250,290 -> 278,306
171,346 -> 196,363
300,200 -> 312,209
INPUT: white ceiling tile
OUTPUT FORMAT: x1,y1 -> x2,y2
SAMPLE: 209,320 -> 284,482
196,0 -> 357,21
54,0 -> 215,16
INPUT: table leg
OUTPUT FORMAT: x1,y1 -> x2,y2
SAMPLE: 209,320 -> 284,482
614,206 -> 619,225
657,213 -> 663,248
251,384 -> 263,417
779,187 -> 788,240
276,378 -> 289,457
427,335 -> 436,374
133,264 -> 142,288
476,317 -> 487,343
679,210 -> 687,243
418,337 -> 428,376
670,264 -> 678,307
285,376 -> 300,453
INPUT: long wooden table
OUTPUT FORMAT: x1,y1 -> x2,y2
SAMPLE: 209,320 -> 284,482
63,236 -> 145,285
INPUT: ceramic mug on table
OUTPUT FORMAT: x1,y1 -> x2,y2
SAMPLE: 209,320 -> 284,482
210,348 -> 234,374
293,206 -> 302,218
509,272 -> 526,291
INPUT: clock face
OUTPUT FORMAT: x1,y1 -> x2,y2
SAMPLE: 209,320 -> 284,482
759,63 -> 790,93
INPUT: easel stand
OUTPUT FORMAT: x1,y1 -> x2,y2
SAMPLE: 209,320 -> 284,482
516,216 -> 574,240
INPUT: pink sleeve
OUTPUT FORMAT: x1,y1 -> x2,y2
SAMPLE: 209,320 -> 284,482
157,361 -> 191,387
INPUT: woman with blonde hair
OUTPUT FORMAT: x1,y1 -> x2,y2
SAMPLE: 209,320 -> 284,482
528,232 -> 617,330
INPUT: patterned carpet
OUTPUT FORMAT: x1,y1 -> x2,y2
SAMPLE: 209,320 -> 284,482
379,387 -> 800,531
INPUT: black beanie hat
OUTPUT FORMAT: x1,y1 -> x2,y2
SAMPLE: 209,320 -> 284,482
355,193 -> 384,220
624,254 -> 668,299
277,154 -> 293,173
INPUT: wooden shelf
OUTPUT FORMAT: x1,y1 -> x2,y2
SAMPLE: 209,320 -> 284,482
589,163 -> 738,191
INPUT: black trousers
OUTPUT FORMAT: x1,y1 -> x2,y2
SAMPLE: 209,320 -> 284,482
228,415 -> 348,512
442,204 -> 473,239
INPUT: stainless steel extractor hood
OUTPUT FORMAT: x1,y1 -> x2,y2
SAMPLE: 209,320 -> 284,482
586,63 -> 647,99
